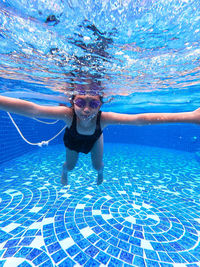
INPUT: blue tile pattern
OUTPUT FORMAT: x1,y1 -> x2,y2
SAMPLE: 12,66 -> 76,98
0,143 -> 200,266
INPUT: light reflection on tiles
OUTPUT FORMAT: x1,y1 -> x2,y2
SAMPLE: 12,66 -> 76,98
0,143 -> 200,266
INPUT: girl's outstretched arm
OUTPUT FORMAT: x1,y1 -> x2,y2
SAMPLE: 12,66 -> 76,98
0,95 -> 72,122
101,108 -> 200,128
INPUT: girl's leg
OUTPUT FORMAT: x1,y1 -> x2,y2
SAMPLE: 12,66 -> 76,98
91,134 -> 104,185
61,148 -> 79,185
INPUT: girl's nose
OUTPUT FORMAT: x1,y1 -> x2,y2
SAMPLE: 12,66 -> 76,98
83,106 -> 90,113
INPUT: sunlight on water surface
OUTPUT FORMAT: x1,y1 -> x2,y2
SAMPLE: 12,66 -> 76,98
0,0 -> 200,111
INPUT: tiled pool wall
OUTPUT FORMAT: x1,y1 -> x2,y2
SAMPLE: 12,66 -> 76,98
0,111 -> 65,164
105,123 -> 200,152
0,111 -> 200,164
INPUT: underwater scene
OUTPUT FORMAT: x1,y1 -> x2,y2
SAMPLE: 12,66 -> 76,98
0,0 -> 200,266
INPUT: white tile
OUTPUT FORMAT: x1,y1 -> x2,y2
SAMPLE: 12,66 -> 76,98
86,187 -> 94,190
4,258 -> 25,267
93,210 -> 101,215
142,203 -> 153,209
60,189 -> 68,193
76,204 -> 85,209
125,216 -> 136,224
29,207 -> 42,213
84,194 -> 92,199
30,236 -> 45,249
80,226 -> 94,238
0,241 -> 7,250
42,217 -> 54,224
1,223 -> 21,233
29,222 -> 43,230
60,237 -> 75,250
104,195 -> 112,200
141,239 -> 153,250
118,191 -> 126,194
132,204 -> 141,210
23,182 -> 32,185
62,193 -> 72,198
102,214 -> 113,220
132,192 -> 141,196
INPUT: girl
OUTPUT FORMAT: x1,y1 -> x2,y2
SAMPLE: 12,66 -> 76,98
0,80 -> 200,186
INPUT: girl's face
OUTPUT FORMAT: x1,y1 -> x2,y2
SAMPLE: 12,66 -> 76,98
73,94 -> 102,121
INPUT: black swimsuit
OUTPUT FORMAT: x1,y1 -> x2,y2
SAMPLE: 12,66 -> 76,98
63,111 -> 102,154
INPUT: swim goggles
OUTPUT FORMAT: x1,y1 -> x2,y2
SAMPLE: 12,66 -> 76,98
73,98 -> 101,109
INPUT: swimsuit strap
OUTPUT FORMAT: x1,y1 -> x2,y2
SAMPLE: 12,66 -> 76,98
70,110 -> 77,130
96,111 -> 102,132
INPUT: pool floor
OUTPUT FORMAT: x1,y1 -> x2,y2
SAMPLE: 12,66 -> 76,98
0,143 -> 199,267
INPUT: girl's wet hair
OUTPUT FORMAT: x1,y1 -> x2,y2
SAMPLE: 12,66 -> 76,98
69,71 -> 104,105
70,94 -> 103,104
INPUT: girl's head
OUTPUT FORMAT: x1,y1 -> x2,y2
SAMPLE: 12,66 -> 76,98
71,92 -> 102,121
69,72 -> 104,120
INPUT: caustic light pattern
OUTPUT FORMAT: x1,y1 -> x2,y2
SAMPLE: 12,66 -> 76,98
0,144 -> 199,266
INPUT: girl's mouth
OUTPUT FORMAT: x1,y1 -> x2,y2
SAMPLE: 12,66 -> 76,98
82,114 -> 95,120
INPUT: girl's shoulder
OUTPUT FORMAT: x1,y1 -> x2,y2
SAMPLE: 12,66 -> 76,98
56,105 -> 74,127
100,111 -> 110,129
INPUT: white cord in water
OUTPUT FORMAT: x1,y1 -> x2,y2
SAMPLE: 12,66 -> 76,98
7,112 -> 66,147
32,117 -> 59,124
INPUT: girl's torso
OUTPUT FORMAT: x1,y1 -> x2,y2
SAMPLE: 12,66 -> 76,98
63,110 -> 103,154
64,108 -> 106,135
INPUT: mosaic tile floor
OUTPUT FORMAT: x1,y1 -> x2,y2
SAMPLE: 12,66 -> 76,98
0,143 -> 200,267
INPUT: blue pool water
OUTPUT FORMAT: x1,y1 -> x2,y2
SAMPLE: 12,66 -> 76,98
0,0 -> 200,266
0,143 -> 200,266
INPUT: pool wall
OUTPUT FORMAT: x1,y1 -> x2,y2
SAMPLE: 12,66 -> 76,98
105,124 -> 199,152
0,111 -> 65,163
0,111 -> 199,164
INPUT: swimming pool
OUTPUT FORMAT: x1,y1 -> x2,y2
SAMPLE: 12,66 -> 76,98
0,143 -> 200,266
0,0 -> 200,266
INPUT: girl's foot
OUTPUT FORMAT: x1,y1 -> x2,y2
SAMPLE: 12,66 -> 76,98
97,167 -> 104,185
61,164 -> 68,186
61,171 -> 68,185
